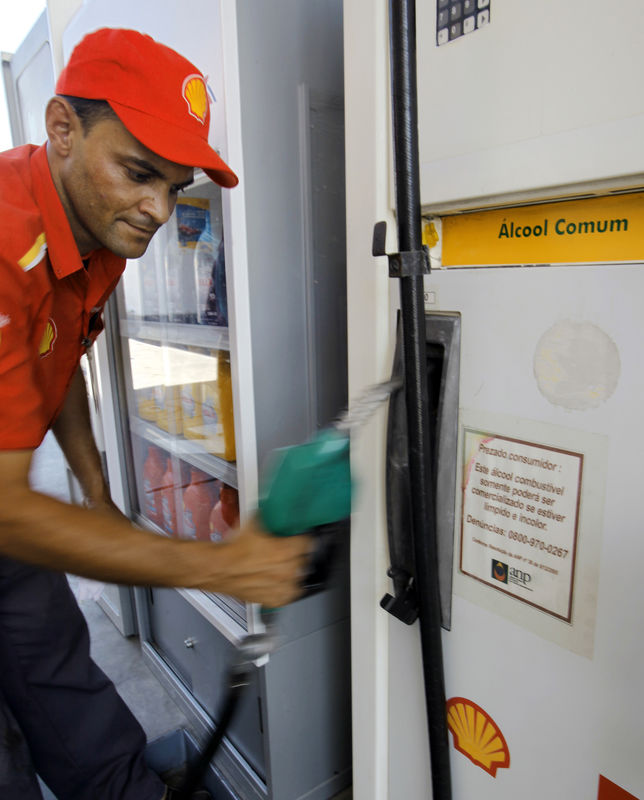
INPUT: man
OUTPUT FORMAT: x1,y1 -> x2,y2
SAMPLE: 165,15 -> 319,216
0,27 -> 311,800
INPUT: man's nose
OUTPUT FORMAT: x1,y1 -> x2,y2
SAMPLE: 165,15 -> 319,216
139,188 -> 173,225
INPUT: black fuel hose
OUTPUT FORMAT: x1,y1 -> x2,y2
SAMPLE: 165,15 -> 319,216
388,1 -> 452,798
173,660 -> 250,800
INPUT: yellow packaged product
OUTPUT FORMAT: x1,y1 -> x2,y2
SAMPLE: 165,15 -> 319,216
180,381 -> 204,439
202,350 -> 236,461
136,386 -> 160,421
155,384 -> 183,435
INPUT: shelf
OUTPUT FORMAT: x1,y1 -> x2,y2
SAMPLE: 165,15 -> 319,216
131,417 -> 238,488
178,588 -> 248,636
120,318 -> 230,351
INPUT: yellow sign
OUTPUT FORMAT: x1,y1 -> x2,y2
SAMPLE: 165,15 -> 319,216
438,192 -> 644,267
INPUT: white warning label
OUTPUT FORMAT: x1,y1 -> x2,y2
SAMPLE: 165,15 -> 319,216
460,429 -> 583,621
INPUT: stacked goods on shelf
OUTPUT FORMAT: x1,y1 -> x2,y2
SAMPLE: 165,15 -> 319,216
179,345 -> 205,441
160,458 -> 181,537
202,350 -> 236,461
155,384 -> 183,435
142,445 -> 166,528
136,385 -> 160,422
180,380 -> 204,440
194,222 -> 227,327
164,197 -> 209,324
140,255 -> 162,322
209,483 -> 239,542
203,236 -> 228,327
182,467 -> 218,541
180,471 -> 240,543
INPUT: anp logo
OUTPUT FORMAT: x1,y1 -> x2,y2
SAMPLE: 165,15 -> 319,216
182,74 -> 208,124
39,318 -> 57,357
492,560 -> 508,584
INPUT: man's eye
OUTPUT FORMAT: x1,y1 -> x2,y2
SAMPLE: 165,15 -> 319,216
128,169 -> 152,183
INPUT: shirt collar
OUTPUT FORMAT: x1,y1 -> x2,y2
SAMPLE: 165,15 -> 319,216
30,144 -> 85,279
30,144 -> 125,282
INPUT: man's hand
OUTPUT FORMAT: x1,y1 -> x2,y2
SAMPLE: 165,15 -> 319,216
0,447 -> 314,608
207,518 -> 313,607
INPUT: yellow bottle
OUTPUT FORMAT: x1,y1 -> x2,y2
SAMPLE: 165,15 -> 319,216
202,350 -> 236,461
218,350 -> 236,462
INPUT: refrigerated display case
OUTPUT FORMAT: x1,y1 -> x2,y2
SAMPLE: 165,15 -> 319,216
53,1 -> 350,799
116,173 -> 246,623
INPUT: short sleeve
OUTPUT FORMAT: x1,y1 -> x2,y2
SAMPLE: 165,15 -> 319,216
0,258 -> 47,450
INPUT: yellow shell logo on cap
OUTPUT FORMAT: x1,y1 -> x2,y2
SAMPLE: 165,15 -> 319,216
447,697 -> 510,777
182,74 -> 208,124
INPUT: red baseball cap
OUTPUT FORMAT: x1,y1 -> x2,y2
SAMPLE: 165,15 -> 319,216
56,28 -> 238,188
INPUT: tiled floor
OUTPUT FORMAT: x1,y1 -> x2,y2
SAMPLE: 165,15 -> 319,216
29,433 -> 352,799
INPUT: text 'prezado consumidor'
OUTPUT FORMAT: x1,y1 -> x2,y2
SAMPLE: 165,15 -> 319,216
460,430 -> 583,621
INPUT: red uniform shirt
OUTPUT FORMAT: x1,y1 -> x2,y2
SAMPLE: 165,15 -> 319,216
0,144 -> 126,450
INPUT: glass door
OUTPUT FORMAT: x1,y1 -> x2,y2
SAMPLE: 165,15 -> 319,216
115,173 -> 246,627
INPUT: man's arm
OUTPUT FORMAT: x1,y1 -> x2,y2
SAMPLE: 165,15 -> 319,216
51,364 -> 114,510
0,370 -> 310,607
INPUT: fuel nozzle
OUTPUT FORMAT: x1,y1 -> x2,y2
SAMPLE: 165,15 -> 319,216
257,430 -> 351,599
257,380 -> 400,599
258,429 -> 351,538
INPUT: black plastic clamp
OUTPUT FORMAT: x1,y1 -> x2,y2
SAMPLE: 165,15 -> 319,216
372,220 -> 430,278
380,568 -> 419,626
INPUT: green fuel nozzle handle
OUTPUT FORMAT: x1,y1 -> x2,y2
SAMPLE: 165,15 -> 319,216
258,428 -> 352,537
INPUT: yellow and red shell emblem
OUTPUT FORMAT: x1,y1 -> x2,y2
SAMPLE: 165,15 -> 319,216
447,697 -> 510,777
39,318 -> 57,357
182,74 -> 208,124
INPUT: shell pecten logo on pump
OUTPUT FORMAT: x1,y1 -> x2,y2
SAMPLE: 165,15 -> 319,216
446,697 -> 510,777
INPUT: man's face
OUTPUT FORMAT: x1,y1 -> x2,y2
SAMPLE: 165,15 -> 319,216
57,114 -> 194,258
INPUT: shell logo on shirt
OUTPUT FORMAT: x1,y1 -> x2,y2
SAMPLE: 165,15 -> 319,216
446,697 -> 510,777
19,232 -> 48,272
182,74 -> 208,123
39,318 -> 57,357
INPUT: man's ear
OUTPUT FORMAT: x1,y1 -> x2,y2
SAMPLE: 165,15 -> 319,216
45,97 -> 81,157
